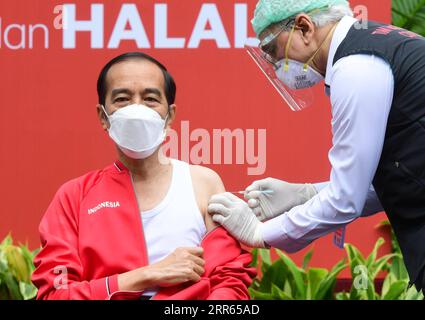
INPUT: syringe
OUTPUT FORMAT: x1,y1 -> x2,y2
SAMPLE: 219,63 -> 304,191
228,190 -> 274,195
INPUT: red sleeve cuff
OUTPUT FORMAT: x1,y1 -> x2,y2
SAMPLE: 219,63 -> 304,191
89,274 -> 119,300
107,274 -> 119,295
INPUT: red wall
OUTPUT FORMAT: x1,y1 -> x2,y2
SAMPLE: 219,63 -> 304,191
0,0 -> 391,276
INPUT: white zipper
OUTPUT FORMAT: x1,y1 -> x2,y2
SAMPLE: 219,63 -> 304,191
129,173 -> 150,265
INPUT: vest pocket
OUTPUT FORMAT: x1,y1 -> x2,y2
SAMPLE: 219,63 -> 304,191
394,161 -> 425,189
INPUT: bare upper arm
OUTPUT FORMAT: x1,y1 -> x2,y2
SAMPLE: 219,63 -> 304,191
190,165 -> 225,232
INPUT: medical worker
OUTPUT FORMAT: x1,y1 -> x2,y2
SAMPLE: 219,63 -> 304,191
208,0 -> 425,292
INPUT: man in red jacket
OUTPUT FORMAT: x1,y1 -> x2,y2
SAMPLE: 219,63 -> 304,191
31,52 -> 256,300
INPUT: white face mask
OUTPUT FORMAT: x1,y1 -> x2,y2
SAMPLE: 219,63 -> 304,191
102,104 -> 168,160
275,59 -> 324,90
275,23 -> 337,90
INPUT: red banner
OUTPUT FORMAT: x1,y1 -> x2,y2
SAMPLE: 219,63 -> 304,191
0,0 -> 391,274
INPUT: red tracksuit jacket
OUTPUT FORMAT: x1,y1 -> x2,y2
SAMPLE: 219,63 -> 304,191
32,161 -> 256,300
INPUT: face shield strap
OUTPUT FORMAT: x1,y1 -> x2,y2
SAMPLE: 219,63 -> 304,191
304,23 -> 339,72
283,14 -> 338,74
284,24 -> 296,72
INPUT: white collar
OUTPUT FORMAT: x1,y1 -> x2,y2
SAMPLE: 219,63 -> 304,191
325,16 -> 358,86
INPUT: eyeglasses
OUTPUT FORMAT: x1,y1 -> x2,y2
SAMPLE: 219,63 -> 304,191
259,20 -> 294,67
258,5 -> 331,67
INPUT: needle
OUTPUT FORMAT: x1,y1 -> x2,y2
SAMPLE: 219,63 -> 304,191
228,190 -> 274,195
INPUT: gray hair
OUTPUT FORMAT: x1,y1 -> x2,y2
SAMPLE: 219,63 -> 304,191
270,4 -> 353,33
309,4 -> 353,27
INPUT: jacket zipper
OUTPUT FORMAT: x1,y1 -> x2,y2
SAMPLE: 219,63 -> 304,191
109,174 -> 149,299
107,167 -> 149,300
394,161 -> 425,188
129,173 -> 150,265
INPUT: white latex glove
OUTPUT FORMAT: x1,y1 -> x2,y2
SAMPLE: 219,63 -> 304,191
207,192 -> 266,248
244,178 -> 318,221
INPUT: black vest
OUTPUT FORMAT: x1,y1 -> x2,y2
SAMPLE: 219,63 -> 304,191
332,21 -> 425,288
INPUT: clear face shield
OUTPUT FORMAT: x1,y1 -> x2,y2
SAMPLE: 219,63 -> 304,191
246,18 -> 333,112
245,44 -> 316,112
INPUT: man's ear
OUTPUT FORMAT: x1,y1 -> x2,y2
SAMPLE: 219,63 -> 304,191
295,14 -> 316,45
96,104 -> 109,131
166,104 -> 177,129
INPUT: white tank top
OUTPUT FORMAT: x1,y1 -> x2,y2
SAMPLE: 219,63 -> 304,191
140,159 -> 206,296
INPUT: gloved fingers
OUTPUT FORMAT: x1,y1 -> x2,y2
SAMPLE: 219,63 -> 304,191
247,198 -> 259,208
258,194 -> 274,219
244,178 -> 275,198
207,203 -> 231,217
209,193 -> 234,208
250,195 -> 269,221
212,214 -> 226,225
245,190 -> 266,201
244,184 -> 256,195
252,206 -> 263,218
244,180 -> 264,195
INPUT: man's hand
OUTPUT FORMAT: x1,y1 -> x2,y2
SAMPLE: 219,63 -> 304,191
207,192 -> 266,248
146,247 -> 205,287
244,178 -> 318,221
118,247 -> 205,291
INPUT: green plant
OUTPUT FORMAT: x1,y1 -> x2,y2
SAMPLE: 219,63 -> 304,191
392,0 -> 425,36
250,234 -> 423,300
335,237 -> 399,300
0,234 -> 39,300
377,221 -> 424,300
249,248 -> 347,300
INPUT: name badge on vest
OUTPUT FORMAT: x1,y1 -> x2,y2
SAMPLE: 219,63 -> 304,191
325,84 -> 331,97
333,227 -> 346,249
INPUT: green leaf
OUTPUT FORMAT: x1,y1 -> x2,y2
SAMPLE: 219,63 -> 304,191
392,0 -> 425,36
19,245 -> 36,284
0,252 -> 8,274
249,288 -> 275,300
0,234 -> 13,248
0,278 -> 12,300
381,272 -> 397,297
370,253 -> 399,280
250,248 -> 259,268
258,259 -> 288,292
283,280 -> 292,297
389,255 -> 408,280
302,249 -> 314,270
335,292 -> 350,300
32,247 -> 41,257
275,249 -> 306,299
20,245 -> 35,270
366,237 -> 385,269
2,273 -> 23,300
376,220 -> 402,255
347,255 -> 376,300
258,249 -> 272,274
382,280 -> 407,300
377,220 -> 391,227
403,286 -> 424,300
345,243 -> 366,268
315,259 -> 347,300
306,268 -> 328,299
19,281 -> 37,300
272,284 -> 294,300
